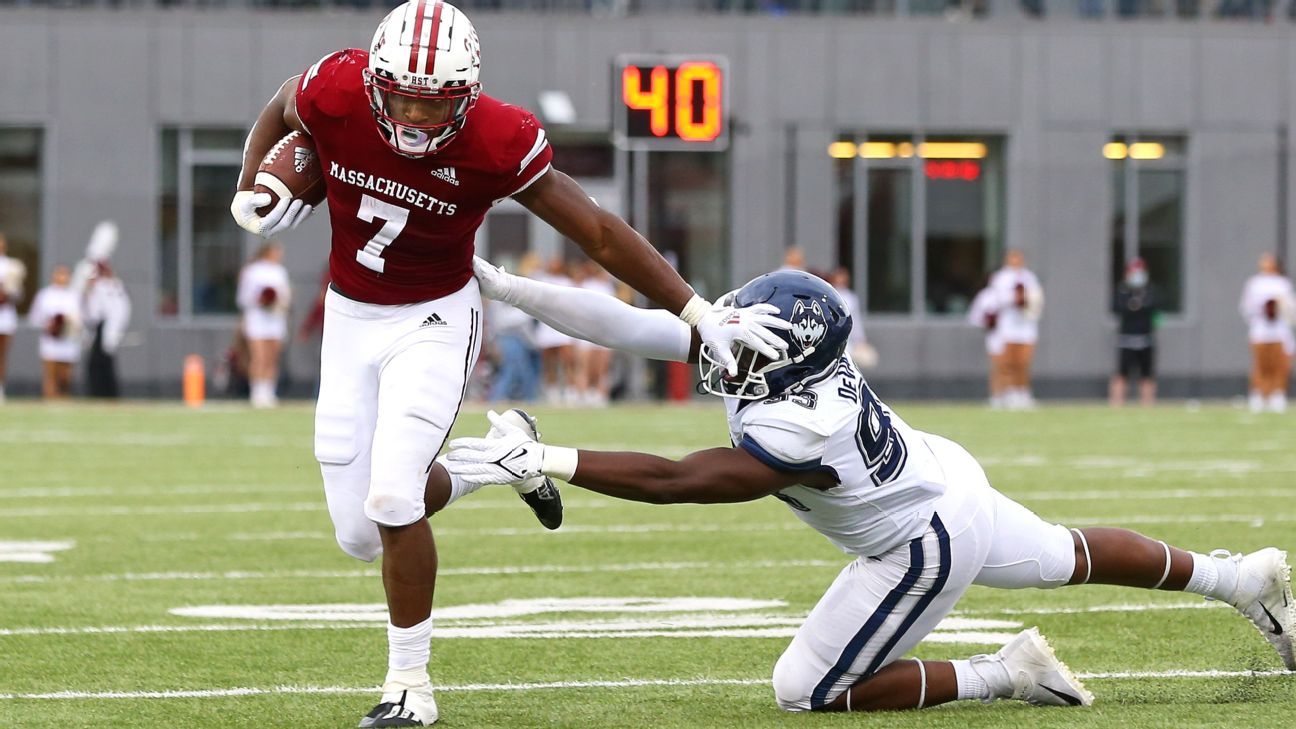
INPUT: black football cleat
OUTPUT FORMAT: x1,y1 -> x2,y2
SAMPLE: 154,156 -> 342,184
520,475 -> 564,531
491,408 -> 564,530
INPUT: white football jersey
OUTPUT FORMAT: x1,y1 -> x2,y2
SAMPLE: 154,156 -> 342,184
1240,273 -> 1295,347
988,267 -> 1043,344
726,356 -> 946,558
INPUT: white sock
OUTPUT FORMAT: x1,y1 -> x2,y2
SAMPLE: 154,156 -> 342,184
1249,391 -> 1264,413
387,616 -> 433,674
1185,552 -> 1241,601
952,657 -> 1008,700
436,457 -> 486,508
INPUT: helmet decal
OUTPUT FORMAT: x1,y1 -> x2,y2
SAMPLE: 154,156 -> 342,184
789,299 -> 826,353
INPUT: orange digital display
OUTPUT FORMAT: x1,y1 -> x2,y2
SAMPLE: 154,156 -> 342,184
616,56 -> 728,151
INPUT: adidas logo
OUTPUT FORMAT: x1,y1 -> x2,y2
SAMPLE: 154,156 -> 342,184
294,147 -> 315,174
430,166 -> 459,186
420,313 -> 447,327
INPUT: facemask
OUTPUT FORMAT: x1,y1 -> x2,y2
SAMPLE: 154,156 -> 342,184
1126,270 -> 1148,288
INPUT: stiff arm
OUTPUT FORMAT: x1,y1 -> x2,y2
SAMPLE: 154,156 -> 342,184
474,257 -> 700,363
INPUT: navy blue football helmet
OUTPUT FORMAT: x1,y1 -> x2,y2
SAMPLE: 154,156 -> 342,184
699,270 -> 853,400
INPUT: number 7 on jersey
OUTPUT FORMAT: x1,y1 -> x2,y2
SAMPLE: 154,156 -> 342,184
355,193 -> 409,274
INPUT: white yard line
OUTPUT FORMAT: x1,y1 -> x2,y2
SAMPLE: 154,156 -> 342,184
959,601 -> 1225,616
0,670 -> 1289,701
0,559 -> 840,585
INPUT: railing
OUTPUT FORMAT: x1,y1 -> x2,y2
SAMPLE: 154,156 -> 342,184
0,0 -> 1290,21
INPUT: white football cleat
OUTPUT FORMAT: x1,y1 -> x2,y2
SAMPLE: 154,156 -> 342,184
996,627 -> 1093,707
1220,547 -> 1295,670
358,684 -> 438,727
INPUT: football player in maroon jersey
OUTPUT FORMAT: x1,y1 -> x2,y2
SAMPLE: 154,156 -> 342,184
229,2 -> 787,725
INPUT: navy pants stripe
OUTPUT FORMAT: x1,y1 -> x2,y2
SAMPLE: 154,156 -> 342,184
807,514 -> 952,709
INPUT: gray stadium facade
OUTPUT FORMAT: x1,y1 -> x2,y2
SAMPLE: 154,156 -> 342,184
0,9 -> 1291,399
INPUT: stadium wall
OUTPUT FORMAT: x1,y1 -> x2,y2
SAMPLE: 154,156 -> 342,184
0,9 -> 1290,399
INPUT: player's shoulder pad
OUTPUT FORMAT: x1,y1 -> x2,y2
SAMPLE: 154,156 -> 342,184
472,95 -> 549,173
738,404 -> 832,471
296,49 -> 367,121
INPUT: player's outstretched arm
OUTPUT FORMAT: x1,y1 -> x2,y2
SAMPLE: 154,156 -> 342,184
474,257 -> 698,363
514,171 -> 789,375
444,414 -> 817,505
566,447 -> 810,505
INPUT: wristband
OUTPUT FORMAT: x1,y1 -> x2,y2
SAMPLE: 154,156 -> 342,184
541,446 -> 579,481
677,294 -> 710,327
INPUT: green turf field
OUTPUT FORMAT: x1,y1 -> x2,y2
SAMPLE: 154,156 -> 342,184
0,400 -> 1293,728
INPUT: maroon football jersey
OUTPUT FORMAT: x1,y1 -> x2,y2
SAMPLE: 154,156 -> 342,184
295,50 -> 553,305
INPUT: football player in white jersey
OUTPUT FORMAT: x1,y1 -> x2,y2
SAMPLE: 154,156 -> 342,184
442,261 -> 1295,714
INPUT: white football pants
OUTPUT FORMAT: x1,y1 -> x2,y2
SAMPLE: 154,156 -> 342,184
772,434 -> 1076,711
314,279 -> 482,562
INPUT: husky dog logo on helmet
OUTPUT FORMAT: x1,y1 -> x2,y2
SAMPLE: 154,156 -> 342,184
790,299 -> 827,353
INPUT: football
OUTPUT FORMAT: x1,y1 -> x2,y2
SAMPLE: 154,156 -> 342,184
254,131 -> 326,217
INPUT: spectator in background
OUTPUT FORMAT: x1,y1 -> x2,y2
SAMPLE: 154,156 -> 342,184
780,246 -> 806,272
1110,257 -> 1160,408
0,233 -> 27,404
967,277 -> 1006,408
486,295 -> 540,403
82,261 -> 132,399
575,261 -> 617,405
989,250 -> 1044,409
237,242 -> 292,408
28,265 -> 81,400
1239,253 -> 1295,413
828,267 -> 877,370
533,256 -> 578,404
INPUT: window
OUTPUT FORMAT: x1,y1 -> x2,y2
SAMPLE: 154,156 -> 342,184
159,128 -> 248,317
0,128 -> 42,311
1107,135 -> 1186,312
834,133 -> 1005,315
645,150 -> 729,300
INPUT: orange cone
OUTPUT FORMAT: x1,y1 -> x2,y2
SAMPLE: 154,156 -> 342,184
183,354 -> 205,408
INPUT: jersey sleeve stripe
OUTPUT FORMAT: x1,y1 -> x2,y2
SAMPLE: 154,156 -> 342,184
498,162 -> 551,203
519,128 -> 548,173
739,434 -> 835,475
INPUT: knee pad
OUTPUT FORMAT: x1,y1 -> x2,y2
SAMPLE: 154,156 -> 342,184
363,491 -> 425,528
335,531 -> 382,563
771,650 -> 815,712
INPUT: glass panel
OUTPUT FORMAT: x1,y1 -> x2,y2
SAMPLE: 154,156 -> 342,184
0,128 -> 41,312
158,129 -> 179,316
550,140 -> 615,179
192,129 -> 247,152
1136,169 -> 1184,312
923,137 -> 1003,314
1110,157 -> 1127,305
866,167 -> 911,313
191,164 -> 244,314
834,154 -> 854,271
647,151 -> 728,300
486,212 -> 531,271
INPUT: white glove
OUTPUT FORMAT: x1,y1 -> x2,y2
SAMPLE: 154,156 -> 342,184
472,256 -> 517,303
445,411 -> 547,486
230,190 -> 314,238
695,300 -> 792,376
